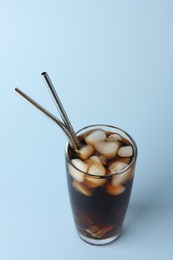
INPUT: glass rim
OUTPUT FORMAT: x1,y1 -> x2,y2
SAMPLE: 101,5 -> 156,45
65,124 -> 138,178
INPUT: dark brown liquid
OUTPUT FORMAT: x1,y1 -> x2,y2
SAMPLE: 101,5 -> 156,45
66,129 -> 135,241
66,172 -> 133,240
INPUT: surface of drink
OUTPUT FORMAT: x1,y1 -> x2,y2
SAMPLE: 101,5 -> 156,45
65,125 -> 137,245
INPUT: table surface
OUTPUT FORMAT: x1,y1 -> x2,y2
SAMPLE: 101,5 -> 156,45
0,1 -> 173,259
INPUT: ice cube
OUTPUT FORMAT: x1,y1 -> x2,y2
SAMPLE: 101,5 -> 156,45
106,133 -> 122,142
68,159 -> 88,182
109,161 -> 128,174
72,180 -> 92,196
88,155 -> 101,164
85,156 -> 102,168
94,141 -> 119,159
118,145 -> 133,157
118,157 -> 131,164
85,177 -> 106,188
85,129 -> 106,145
88,162 -> 106,176
98,155 -> 107,166
77,144 -> 94,160
85,225 -> 113,238
106,183 -> 126,196
87,155 -> 107,166
85,162 -> 106,188
109,161 -> 132,185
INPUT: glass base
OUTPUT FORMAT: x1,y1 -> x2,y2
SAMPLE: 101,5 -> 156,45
78,232 -> 120,246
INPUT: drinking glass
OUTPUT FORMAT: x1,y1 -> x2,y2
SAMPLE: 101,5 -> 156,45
65,124 -> 138,245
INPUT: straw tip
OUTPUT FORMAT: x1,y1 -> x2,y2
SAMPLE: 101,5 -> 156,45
14,88 -> 19,93
41,71 -> 47,76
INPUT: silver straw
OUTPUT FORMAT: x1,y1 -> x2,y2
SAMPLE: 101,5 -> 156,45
14,88 -> 79,149
41,72 -> 81,149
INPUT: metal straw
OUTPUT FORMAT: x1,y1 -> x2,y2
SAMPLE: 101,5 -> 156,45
14,88 -> 79,149
41,72 -> 81,149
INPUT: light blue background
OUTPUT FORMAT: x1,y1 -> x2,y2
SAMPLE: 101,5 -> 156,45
0,0 -> 173,259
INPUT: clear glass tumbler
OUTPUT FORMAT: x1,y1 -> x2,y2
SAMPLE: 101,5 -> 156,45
65,124 -> 138,245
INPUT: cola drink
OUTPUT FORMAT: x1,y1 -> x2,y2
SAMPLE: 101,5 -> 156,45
65,125 -> 137,245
